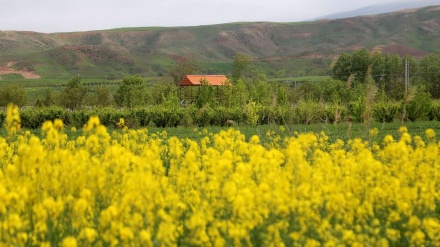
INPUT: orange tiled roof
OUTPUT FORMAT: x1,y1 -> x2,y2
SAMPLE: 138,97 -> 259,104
178,75 -> 230,86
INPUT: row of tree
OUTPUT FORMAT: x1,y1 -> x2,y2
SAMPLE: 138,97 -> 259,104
331,49 -> 440,99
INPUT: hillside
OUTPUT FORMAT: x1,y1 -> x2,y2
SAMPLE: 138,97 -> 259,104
0,5 -> 439,79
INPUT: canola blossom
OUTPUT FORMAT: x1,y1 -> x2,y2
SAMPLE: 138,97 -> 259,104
1,104 -> 440,246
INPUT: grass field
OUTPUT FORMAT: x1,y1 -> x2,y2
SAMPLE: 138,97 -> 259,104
134,120 -> 440,144
7,120 -> 440,146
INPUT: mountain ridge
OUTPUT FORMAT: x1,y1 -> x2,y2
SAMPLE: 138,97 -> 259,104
0,5 -> 439,79
315,0 -> 440,20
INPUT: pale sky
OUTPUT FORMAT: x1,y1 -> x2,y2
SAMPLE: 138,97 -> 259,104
1,0 -> 439,33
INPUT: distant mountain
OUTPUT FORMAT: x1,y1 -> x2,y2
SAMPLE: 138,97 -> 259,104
316,0 -> 440,20
0,5 -> 439,80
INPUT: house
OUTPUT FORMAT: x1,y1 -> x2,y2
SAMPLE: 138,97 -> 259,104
178,75 -> 231,104
178,75 -> 230,87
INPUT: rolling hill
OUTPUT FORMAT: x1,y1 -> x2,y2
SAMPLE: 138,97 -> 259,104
0,5 -> 439,80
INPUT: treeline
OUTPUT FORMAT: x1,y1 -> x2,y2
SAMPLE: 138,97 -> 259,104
332,48 -> 440,99
0,51 -> 439,128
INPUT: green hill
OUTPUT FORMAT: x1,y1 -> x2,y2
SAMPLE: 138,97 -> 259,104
0,6 -> 439,80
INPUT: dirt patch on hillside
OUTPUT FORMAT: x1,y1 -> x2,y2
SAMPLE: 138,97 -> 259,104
298,54 -> 326,59
382,43 -> 429,57
0,62 -> 40,79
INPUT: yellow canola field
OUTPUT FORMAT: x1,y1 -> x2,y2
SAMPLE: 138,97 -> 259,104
1,104 -> 440,247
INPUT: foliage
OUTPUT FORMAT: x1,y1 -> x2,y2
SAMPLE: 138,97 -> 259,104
231,53 -> 253,82
229,79 -> 249,108
245,100 -> 258,126
372,101 -> 401,123
406,88 -> 432,122
293,100 -> 323,125
195,79 -> 215,108
190,104 -> 216,127
275,84 -> 287,107
419,55 -> 440,98
89,85 -> 113,107
151,81 -> 178,105
0,83 -> 27,107
114,75 -> 149,108
349,95 -> 365,123
430,100 -> 440,121
350,48 -> 370,83
168,56 -> 201,84
35,88 -> 57,107
150,105 -> 183,128
331,52 -> 352,82
59,77 -> 87,109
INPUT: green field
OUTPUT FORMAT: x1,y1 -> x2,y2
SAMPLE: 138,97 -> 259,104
9,120 -> 439,147
137,120 -> 440,143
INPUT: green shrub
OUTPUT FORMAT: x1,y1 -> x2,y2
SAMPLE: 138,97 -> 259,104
348,96 -> 365,123
406,90 -> 432,122
193,104 -> 215,127
211,107 -> 241,126
429,100 -> 440,121
245,100 -> 258,126
372,102 -> 400,123
20,107 -> 69,129
293,101 -> 322,124
322,104 -> 348,124
0,84 -> 27,107
151,105 -> 183,128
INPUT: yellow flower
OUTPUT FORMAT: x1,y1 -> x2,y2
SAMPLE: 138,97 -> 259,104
369,127 -> 379,137
385,228 -> 400,242
4,103 -> 21,134
79,227 -> 97,243
425,128 -> 436,140
61,236 -> 77,247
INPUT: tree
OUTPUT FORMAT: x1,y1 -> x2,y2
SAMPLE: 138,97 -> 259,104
0,84 -> 27,107
115,75 -> 149,108
59,77 -> 87,109
370,52 -> 386,86
331,52 -> 352,82
384,54 -> 403,100
230,79 -> 249,107
89,85 -> 113,107
151,80 -> 178,105
419,55 -> 440,98
350,48 -> 370,83
195,79 -> 215,108
232,53 -> 253,82
35,88 -> 57,107
168,56 -> 201,85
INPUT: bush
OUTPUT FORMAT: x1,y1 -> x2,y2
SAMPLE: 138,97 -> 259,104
59,77 -> 86,110
429,100 -> 440,121
372,101 -> 401,123
20,107 -> 69,129
322,104 -> 348,124
192,104 -> 215,127
348,96 -> 365,123
151,105 -> 183,128
406,90 -> 432,122
293,101 -> 323,125
0,84 -> 27,107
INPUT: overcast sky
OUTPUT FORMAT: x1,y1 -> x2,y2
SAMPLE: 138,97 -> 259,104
1,0 -> 439,33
